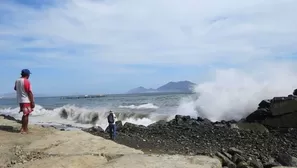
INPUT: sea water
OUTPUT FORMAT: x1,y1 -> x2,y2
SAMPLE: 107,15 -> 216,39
2,67 -> 297,130
0,93 -> 194,130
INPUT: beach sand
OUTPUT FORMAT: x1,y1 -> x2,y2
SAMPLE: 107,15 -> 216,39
0,115 -> 221,168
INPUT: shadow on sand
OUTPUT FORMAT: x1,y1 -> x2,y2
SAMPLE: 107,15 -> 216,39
0,125 -> 20,133
0,114 -> 21,133
0,114 -> 21,123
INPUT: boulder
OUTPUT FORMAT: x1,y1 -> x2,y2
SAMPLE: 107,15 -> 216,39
262,112 -> 297,128
245,91 -> 297,128
246,108 -> 271,123
83,126 -> 104,133
237,161 -> 251,168
232,154 -> 247,164
122,122 -> 146,131
258,99 -> 271,109
276,154 -> 297,167
249,158 -> 264,168
148,120 -> 167,128
230,123 -> 269,133
174,115 -> 190,125
293,89 -> 297,96
172,115 -> 201,127
216,152 -> 236,168
228,147 -> 244,156
263,162 -> 281,168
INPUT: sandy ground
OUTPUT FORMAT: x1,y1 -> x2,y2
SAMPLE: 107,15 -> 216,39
0,116 -> 222,168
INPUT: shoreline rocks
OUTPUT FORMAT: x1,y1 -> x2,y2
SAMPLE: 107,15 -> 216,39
246,91 -> 297,129
84,114 -> 297,168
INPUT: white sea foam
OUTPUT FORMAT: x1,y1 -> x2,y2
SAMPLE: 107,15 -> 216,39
0,104 -> 164,129
118,103 -> 159,109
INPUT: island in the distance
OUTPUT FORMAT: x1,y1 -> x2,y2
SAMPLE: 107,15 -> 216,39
127,81 -> 196,94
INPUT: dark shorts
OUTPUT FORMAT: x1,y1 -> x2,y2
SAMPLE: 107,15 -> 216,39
19,103 -> 33,116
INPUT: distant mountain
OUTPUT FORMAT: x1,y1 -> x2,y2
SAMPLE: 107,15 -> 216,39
127,81 -> 196,94
127,87 -> 157,94
157,81 -> 196,93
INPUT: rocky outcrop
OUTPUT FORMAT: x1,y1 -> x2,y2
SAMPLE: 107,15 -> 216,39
246,90 -> 297,128
84,114 -> 297,168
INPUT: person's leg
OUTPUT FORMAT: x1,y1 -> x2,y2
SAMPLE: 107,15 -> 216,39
21,104 -> 32,134
110,124 -> 115,140
23,115 -> 29,133
113,124 -> 117,139
19,104 -> 25,133
108,124 -> 113,139
20,115 -> 25,133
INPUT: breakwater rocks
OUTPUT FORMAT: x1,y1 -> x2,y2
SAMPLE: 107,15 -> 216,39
84,115 -> 297,168
246,90 -> 297,128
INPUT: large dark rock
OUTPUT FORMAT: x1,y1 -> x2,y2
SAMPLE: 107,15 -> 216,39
250,159 -> 264,168
228,147 -> 244,156
263,161 -> 281,168
246,109 -> 271,123
83,126 -> 104,133
258,100 -> 271,109
245,90 -> 297,128
293,89 -> 297,96
148,120 -> 167,128
262,112 -> 297,128
276,154 -> 297,167
122,122 -> 146,131
232,154 -> 247,164
237,161 -> 250,168
216,152 -> 236,168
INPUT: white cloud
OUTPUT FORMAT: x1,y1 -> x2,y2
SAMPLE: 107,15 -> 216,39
1,0 -> 297,67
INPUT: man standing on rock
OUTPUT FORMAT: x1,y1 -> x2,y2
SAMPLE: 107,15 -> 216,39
14,69 -> 35,134
107,110 -> 117,140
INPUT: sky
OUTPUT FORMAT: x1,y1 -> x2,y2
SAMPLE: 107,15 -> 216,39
1,0 -> 297,96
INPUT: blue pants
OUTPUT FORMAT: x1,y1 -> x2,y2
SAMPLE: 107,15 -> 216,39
109,124 -> 116,140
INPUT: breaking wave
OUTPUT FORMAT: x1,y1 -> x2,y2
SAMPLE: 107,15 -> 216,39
118,103 -> 159,109
0,104 -> 169,129
177,65 -> 297,121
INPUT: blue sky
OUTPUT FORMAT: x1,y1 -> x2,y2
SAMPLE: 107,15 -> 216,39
1,0 -> 297,96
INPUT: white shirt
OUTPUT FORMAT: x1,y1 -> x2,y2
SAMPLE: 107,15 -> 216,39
14,78 -> 32,103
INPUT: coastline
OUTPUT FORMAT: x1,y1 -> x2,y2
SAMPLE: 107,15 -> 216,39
0,114 -> 221,168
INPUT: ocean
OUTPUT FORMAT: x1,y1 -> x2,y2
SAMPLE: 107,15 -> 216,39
0,93 -> 195,130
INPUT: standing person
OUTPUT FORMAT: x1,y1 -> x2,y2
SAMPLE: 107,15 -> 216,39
107,110 -> 117,140
14,69 -> 35,134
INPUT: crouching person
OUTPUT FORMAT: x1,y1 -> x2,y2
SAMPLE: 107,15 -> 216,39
107,110 -> 117,140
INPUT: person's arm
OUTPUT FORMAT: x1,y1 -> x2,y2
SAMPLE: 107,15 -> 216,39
24,79 -> 35,108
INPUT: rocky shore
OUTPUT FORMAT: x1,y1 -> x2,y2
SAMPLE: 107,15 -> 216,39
84,115 -> 297,168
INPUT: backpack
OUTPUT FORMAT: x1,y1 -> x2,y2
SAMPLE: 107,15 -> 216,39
108,113 -> 114,123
